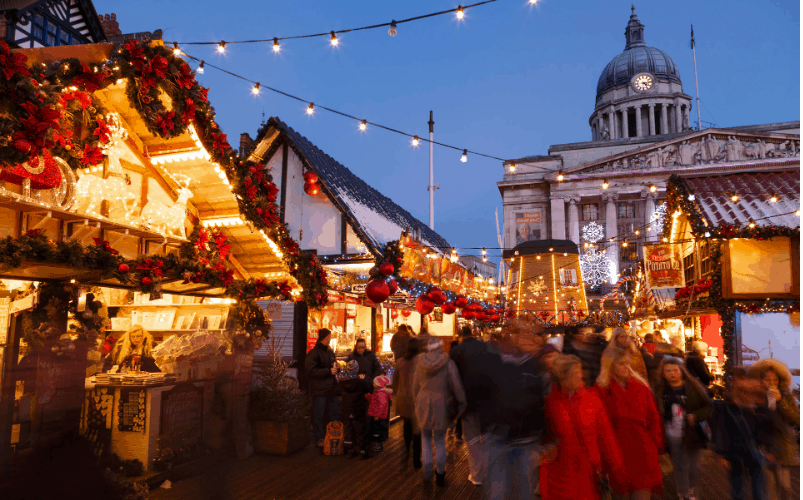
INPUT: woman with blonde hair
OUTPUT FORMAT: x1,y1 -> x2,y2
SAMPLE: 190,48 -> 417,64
103,325 -> 160,372
750,358 -> 799,500
595,349 -> 664,500
601,328 -> 648,382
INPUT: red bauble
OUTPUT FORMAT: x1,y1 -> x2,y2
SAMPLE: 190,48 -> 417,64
490,313 -> 501,322
475,311 -> 487,322
442,302 -> 457,315
415,296 -> 435,315
141,276 -> 152,286
428,287 -> 445,305
401,310 -> 412,318
468,303 -> 482,312
379,262 -> 395,276
365,279 -> 390,303
390,310 -> 399,319
304,181 -> 320,196
461,310 -> 475,320
303,171 -> 319,184
118,264 -> 129,274
387,279 -> 398,295
505,310 -> 515,318
454,295 -> 468,309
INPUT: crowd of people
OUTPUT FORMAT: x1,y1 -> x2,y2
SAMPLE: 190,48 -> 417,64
304,323 -> 799,500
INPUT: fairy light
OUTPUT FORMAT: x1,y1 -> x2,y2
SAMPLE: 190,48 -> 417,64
634,229 -> 640,236
359,120 -> 367,131
461,149 -> 468,163
748,220 -> 756,228
649,184 -> 657,193
797,209 -> 801,217
688,193 -> 695,201
173,42 -> 181,56
330,31 -> 339,46
663,237 -> 669,242
456,6 -> 464,19
730,194 -> 740,203
622,240 -> 628,248
411,135 -> 419,147
272,37 -> 281,52
508,162 -> 516,173
307,103 -> 315,115
197,61 -> 205,73
388,20 -> 397,36
557,171 -> 564,182
602,179 -> 609,190
217,41 -> 226,53
252,82 -> 261,95
769,194 -> 778,203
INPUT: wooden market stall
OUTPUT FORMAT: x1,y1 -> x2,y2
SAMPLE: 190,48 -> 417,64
0,40 -> 329,470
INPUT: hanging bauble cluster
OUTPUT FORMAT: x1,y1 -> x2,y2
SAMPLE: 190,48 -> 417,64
365,256 -> 398,304
303,171 -> 320,196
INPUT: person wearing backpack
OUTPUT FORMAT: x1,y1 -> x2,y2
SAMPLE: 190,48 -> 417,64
305,328 -> 340,449
336,360 -> 373,459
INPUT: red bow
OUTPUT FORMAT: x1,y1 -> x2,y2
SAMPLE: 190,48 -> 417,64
211,132 -> 229,154
154,112 -> 175,136
176,63 -> 195,90
181,98 -> 196,125
93,237 -> 118,255
0,41 -> 31,80
80,144 -> 103,166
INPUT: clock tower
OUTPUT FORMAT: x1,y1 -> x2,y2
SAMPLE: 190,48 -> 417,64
589,5 -> 693,141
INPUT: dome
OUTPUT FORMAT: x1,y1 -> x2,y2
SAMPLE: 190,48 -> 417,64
596,46 -> 681,100
595,6 -> 682,101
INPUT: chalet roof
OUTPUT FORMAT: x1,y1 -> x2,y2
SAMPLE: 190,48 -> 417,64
0,0 -> 35,10
256,117 -> 451,257
677,169 -> 800,229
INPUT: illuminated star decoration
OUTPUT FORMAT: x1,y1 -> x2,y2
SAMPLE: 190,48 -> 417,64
528,278 -> 547,297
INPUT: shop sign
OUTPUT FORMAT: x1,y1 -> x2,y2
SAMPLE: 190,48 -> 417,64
643,243 -> 684,289
327,290 -> 344,303
10,292 -> 37,314
351,284 -> 366,294
343,295 -> 362,305
160,383 -> 204,446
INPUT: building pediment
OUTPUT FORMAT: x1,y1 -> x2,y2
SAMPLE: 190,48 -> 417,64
560,128 -> 800,179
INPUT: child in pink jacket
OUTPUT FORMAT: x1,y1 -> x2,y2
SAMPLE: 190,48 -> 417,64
365,375 -> 393,452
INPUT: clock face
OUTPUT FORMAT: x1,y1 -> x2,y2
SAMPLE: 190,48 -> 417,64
633,74 -> 654,92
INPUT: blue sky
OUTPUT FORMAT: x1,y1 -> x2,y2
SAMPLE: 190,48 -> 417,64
101,0 -> 800,259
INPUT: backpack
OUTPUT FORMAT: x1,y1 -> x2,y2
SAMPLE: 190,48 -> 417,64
323,421 -> 344,456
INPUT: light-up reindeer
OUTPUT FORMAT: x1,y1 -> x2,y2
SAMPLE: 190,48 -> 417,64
74,114 -> 139,220
139,174 -> 193,239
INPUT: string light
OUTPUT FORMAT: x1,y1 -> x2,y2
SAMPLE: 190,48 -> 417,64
307,102 -> 315,115
797,209 -> 801,217
602,179 -> 609,190
411,135 -> 419,147
769,194 -> 778,203
330,31 -> 339,46
557,171 -> 564,182
456,6 -> 465,19
622,240 -> 628,248
662,237 -> 669,242
173,42 -> 181,56
508,162 -> 516,173
730,194 -> 740,202
482,247 -> 486,256
197,61 -> 205,74
748,220 -> 756,228
273,38 -> 280,52
388,20 -> 397,36
252,82 -> 261,95
649,184 -> 657,193
688,193 -> 695,201
359,119 -> 367,131
461,149 -> 468,163
634,229 -> 640,236
217,41 -> 226,53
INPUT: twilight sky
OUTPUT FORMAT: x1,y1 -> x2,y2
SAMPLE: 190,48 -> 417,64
100,0 -> 800,260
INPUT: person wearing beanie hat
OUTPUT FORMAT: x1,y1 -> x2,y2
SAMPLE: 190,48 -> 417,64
337,357 -> 373,458
305,328 -> 341,448
365,374 -> 394,454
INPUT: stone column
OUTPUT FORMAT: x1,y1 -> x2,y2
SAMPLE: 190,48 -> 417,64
568,197 -> 580,245
621,106 -> 629,138
643,190 -> 657,242
674,99 -> 682,133
550,198 -> 566,240
598,115 -> 604,140
635,106 -> 643,138
660,103 -> 669,136
648,103 -> 656,136
603,192 -> 619,281
684,105 -> 691,131
608,108 -> 616,140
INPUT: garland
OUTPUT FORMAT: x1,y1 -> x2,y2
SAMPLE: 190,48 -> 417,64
0,39 -> 329,309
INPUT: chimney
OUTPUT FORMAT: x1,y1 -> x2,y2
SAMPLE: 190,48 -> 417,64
99,13 -> 122,38
239,133 -> 254,158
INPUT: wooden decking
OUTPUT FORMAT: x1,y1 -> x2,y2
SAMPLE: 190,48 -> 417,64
149,422 -> 799,500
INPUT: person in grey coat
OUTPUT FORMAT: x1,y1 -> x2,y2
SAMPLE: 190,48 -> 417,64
413,336 -> 467,487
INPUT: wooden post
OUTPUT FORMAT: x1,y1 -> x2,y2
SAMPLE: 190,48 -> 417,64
294,302 -> 309,391
370,307 -> 377,353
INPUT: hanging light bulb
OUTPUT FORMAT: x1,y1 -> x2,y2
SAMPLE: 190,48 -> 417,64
688,193 -> 695,201
557,171 -> 565,182
662,237 -> 669,242
307,102 -> 314,115
411,135 -> 419,147
508,162 -> 516,173
173,42 -> 181,56
197,61 -> 205,74
359,120 -> 367,131
388,20 -> 397,37
634,229 -> 640,236
748,220 -> 756,228
796,209 -> 801,217
217,41 -> 226,53
273,37 -> 281,53
730,193 -> 740,202
330,31 -> 339,46
252,82 -> 260,95
622,240 -> 628,248
649,184 -> 657,193
769,194 -> 778,203
602,179 -> 609,190
456,6 -> 464,19
461,149 -> 468,163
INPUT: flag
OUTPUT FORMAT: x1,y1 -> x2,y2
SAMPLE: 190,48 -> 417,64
690,24 -> 695,49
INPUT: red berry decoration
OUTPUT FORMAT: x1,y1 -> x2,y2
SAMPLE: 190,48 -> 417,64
387,279 -> 398,295
365,279 -> 390,304
304,181 -> 320,196
454,295 -> 468,309
442,302 -> 457,315
415,296 -> 435,315
379,262 -> 395,276
303,171 -> 319,184
141,276 -> 152,286
118,264 -> 129,274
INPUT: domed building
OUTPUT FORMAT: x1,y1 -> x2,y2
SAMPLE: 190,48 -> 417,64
590,6 -> 692,141
497,6 -> 799,305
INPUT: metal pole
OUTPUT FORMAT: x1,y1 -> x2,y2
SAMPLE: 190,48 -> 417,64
428,111 -> 435,230
691,24 -> 702,131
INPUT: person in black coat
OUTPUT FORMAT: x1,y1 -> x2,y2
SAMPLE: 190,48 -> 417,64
685,341 -> 713,388
305,328 -> 341,447
347,338 -> 382,380
337,359 -> 373,458
562,327 -> 606,388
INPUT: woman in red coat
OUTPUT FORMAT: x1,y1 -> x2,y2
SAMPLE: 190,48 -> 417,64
541,354 -> 624,500
595,349 -> 664,500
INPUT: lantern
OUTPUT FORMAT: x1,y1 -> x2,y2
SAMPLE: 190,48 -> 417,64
454,295 -> 468,308
379,262 -> 395,276
415,296 -> 435,315
365,279 -> 390,304
442,302 -> 456,315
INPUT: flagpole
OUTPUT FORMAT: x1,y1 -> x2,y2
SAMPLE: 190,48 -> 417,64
691,24 -> 702,131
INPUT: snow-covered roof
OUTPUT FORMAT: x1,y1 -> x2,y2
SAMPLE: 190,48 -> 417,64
257,118 -> 451,257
